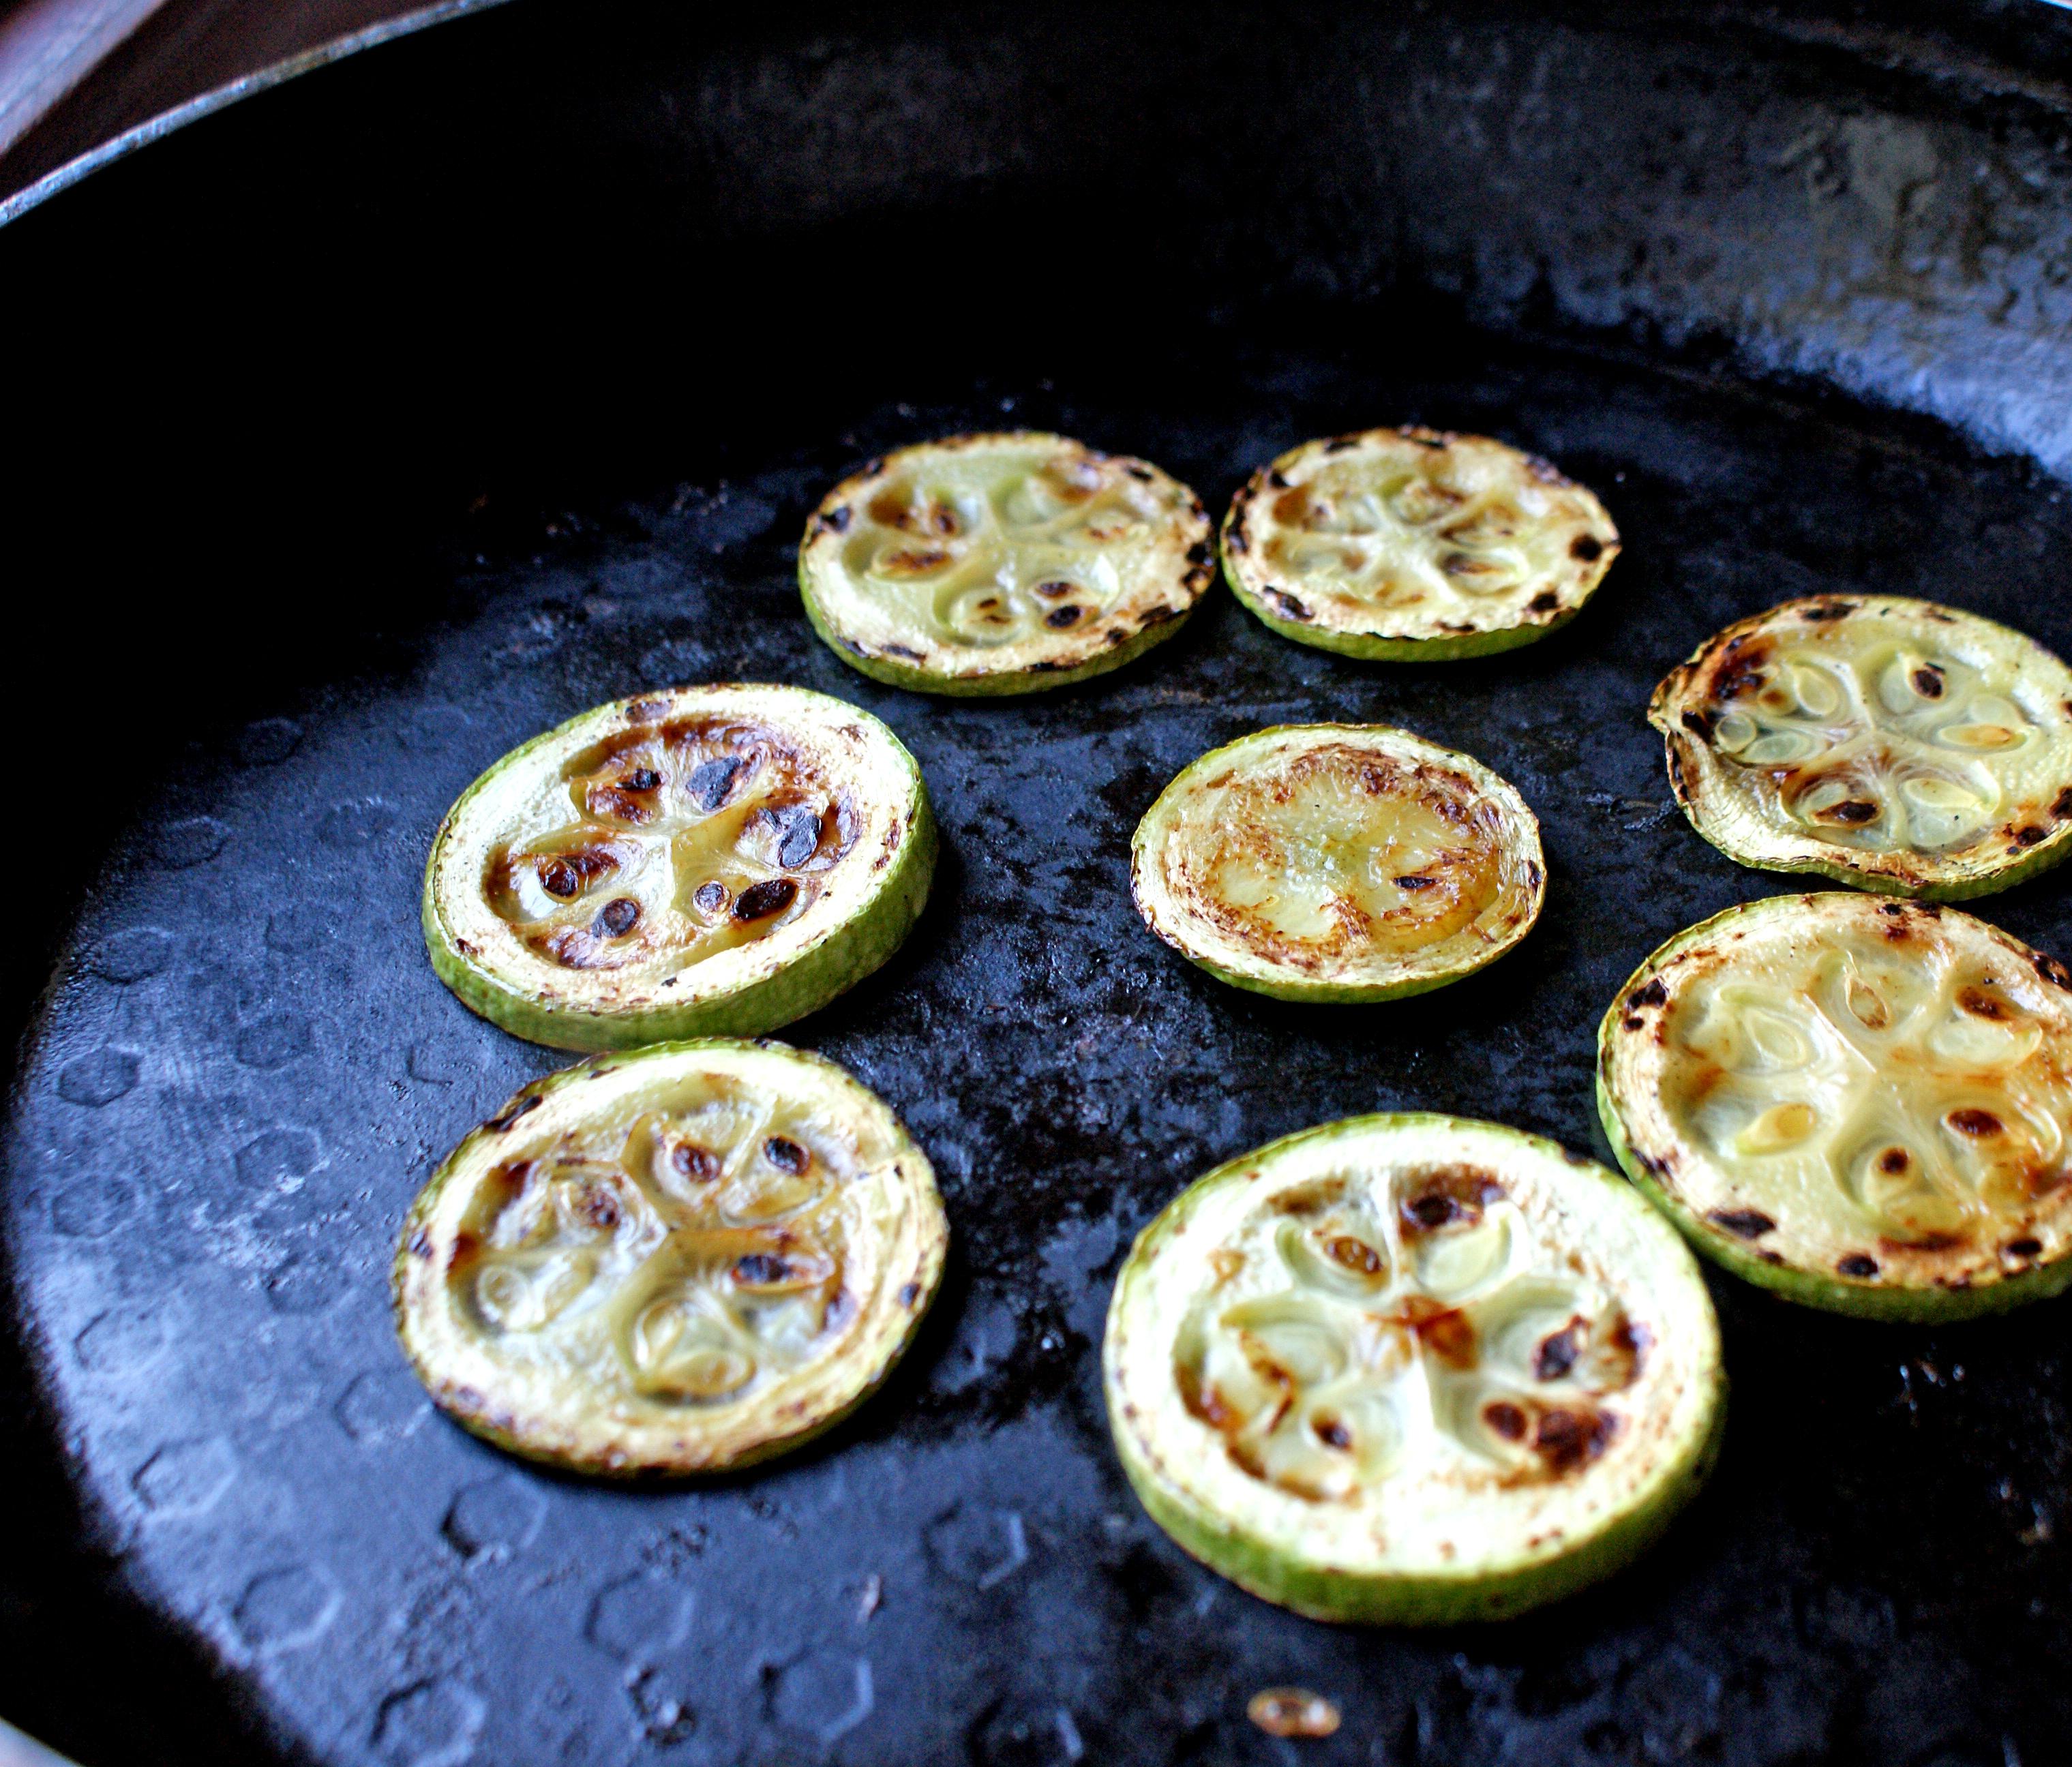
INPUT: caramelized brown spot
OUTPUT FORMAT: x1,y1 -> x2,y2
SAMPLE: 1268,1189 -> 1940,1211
2037,954 -> 2072,991
1837,1253 -> 1879,1278
898,1281 -> 922,1306
1534,1406 -> 1616,1473
622,768 -> 661,792
1265,588 -> 1312,622
1709,639 -> 1771,701
1045,605 -> 1084,629
1396,875 -> 1435,890
733,1252 -> 791,1286
1033,579 -> 1075,600
1484,1400 -> 1528,1441
1824,800 -> 1879,825
771,804 -> 823,868
764,1136 -> 809,1175
1398,1295 -> 1476,1370
1401,1166 -> 1504,1236
2007,1237 -> 2043,1258
1533,1320 -> 1585,1381
1800,601 -> 1858,621
1948,1108 -> 2004,1137
582,1189 -> 621,1229
1912,665 -> 1945,699
670,1143 -> 721,1182
1628,978 -> 1668,1010
1312,1416 -> 1352,1450
686,755 -> 745,813
693,880 -> 728,913
1957,984 -> 2011,1020
1571,533 -> 1604,562
1528,590 -> 1562,614
594,896 -> 640,938
1884,1230 -> 1966,1253
1321,1235 -> 1384,1276
732,878 -> 798,922
882,643 -> 925,661
1708,1208 -> 1777,1240
1878,1148 -> 1910,1175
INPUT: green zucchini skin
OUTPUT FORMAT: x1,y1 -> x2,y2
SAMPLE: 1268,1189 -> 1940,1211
421,684 -> 936,1051
1112,1371 -> 1724,1625
1219,546 -> 1587,663
395,1039 -> 948,1478
1105,1113 -> 1725,1625
799,565 -> 1197,697
1596,897 -> 2072,1322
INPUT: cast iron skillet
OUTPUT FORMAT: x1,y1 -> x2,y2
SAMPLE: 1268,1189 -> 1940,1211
5,3 -> 2072,1762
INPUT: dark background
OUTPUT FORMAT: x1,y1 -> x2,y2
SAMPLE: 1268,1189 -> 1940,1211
5,2 -> 2072,1762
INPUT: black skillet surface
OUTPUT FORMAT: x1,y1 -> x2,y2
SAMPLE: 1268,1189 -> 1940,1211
6,2 -> 2072,1763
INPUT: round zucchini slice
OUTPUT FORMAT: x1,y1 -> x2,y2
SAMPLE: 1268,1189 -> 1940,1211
1104,1114 -> 1723,1624
395,1040 -> 947,1475
1650,596 -> 2072,900
1220,427 -> 1619,661
1130,724 -> 1545,1002
1598,892 -> 2072,1320
797,431 -> 1213,695
423,684 -> 935,1051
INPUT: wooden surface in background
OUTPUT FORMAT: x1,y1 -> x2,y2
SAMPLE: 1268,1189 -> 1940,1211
0,0 -> 460,209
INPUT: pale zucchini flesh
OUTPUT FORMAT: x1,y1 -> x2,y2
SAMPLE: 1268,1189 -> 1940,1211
1105,1115 -> 1723,1624
395,1040 -> 947,1475
798,431 -> 1213,695
423,684 -> 935,1050
1221,427 -> 1619,661
1598,892 -> 2072,1319
1651,596 -> 2072,899
1130,724 -> 1544,1001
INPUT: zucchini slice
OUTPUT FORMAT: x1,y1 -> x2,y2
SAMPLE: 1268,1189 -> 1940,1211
1650,596 -> 2072,900
1104,1114 -> 1722,1624
423,684 -> 935,1051
1130,724 -> 1545,1001
1221,427 -> 1619,660
395,1040 -> 947,1475
1598,892 -> 2072,1320
798,432 -> 1213,695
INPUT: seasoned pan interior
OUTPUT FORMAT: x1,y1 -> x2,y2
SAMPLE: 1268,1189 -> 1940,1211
5,3 -> 2072,1762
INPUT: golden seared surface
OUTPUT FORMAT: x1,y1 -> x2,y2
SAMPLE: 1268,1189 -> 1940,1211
1652,597 -> 2072,894
1224,427 -> 1617,648
1131,725 -> 1543,997
1606,894 -> 2072,1295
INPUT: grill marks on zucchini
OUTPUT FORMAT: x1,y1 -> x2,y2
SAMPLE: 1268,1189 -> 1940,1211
1221,428 -> 1619,661
487,714 -> 851,975
798,432 -> 1211,694
1131,725 -> 1544,1001
1652,598 -> 2072,898
396,1041 -> 948,1475
1598,893 -> 2072,1318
